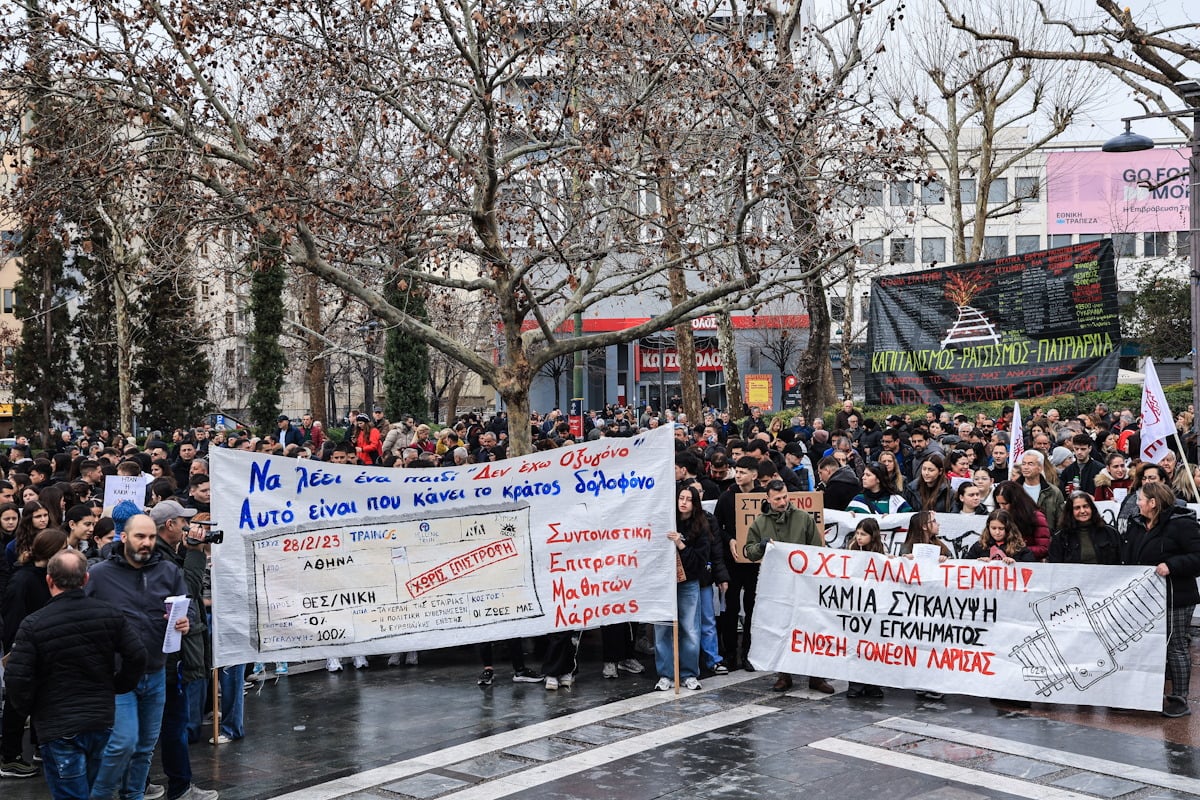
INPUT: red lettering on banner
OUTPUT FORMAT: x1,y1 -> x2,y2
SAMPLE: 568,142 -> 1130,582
926,647 -> 995,675
856,640 -> 918,667
790,629 -> 847,657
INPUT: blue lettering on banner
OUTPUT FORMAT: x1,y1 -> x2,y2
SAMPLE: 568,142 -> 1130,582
574,470 -> 656,497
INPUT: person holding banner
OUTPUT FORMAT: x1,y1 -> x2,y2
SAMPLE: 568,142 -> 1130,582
1122,481 -> 1200,718
1049,492 -> 1120,565
743,481 -> 834,695
653,485 -> 711,692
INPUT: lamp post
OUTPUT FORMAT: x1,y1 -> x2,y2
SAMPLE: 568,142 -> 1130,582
1103,80 -> 1200,439
356,320 -> 381,413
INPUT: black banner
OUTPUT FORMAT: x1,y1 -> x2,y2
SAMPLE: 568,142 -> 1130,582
866,241 -> 1120,405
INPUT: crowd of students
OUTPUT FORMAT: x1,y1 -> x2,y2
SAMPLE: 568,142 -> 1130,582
1,396 -> 1198,799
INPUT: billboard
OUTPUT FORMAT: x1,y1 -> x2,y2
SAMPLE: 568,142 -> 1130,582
866,241 -> 1120,405
1046,148 -> 1189,234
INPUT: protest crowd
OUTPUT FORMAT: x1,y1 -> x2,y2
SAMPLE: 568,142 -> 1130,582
1,395 -> 1199,799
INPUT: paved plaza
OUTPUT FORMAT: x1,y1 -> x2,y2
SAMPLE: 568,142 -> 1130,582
7,638 -> 1200,800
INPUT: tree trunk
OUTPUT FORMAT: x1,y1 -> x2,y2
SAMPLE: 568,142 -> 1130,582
715,308 -> 741,414
302,273 -> 327,422
658,173 -> 701,422
797,272 -> 834,422
840,265 -> 857,401
114,268 -> 133,436
445,373 -> 464,422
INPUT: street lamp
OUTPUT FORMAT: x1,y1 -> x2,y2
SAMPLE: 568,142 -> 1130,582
1103,80 -> 1200,437
356,320 -> 381,413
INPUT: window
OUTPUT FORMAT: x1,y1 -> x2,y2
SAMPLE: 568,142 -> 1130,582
199,282 -> 210,300
1015,235 -> 1041,254
920,181 -> 945,205
829,296 -> 846,320
1144,232 -> 1171,257
987,179 -> 1008,204
861,181 -> 883,207
890,181 -> 915,207
0,230 -> 22,256
224,350 -> 236,368
2,346 -> 13,371
1178,231 -> 1191,259
1049,234 -> 1072,248
860,239 -> 884,263
890,237 -> 914,263
225,312 -> 235,334
224,272 -> 234,293
959,179 -> 977,205
983,236 -> 1008,259
2,288 -> 13,314
1111,233 -> 1135,256
1016,177 -> 1040,200
921,237 -> 946,263
1079,233 -> 1103,244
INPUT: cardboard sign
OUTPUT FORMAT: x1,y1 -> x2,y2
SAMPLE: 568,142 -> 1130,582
731,491 -> 824,563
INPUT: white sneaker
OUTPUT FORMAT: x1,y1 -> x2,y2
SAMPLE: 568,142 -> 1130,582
545,676 -> 559,690
177,787 -> 220,800
602,662 -> 618,679
559,673 -> 574,687
326,658 -> 343,672
353,656 -> 369,669
145,785 -> 166,800
617,658 -> 645,674
209,733 -> 232,745
654,677 -> 672,691
387,654 -> 402,667
683,677 -> 702,690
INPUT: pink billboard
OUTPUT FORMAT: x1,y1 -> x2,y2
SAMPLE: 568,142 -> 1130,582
1046,148 -> 1189,234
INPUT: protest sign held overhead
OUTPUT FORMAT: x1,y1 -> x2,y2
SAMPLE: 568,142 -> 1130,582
209,426 -> 677,667
749,544 -> 1166,710
866,240 -> 1120,406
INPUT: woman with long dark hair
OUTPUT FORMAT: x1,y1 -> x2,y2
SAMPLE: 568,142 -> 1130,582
1122,481 -> 1200,717
848,463 -> 913,515
992,481 -> 1050,560
6,500 -> 51,567
966,510 -> 1034,563
903,453 -> 955,512
654,484 -> 710,691
1049,492 -> 1120,565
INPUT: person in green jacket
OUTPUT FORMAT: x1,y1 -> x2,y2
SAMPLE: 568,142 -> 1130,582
743,480 -> 835,695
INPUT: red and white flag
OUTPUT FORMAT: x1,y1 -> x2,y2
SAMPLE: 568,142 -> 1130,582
1010,401 -> 1024,467
1139,358 -> 1175,464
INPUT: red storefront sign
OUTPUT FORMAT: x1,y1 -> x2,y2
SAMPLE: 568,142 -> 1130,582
634,346 -> 723,379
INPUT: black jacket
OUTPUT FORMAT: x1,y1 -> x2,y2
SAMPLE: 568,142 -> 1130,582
902,478 -> 955,513
4,589 -> 147,741
154,538 -> 209,685
85,545 -> 188,672
2,564 -> 50,652
820,466 -> 862,512
1122,506 -> 1200,607
1048,523 -> 1121,565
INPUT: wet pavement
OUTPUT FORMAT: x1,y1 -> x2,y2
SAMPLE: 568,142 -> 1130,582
7,636 -> 1200,800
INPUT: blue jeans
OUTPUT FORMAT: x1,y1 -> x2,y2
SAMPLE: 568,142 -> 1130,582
40,729 -> 111,800
699,584 -> 722,669
654,580 -> 700,680
218,666 -> 245,739
161,677 -> 192,799
90,669 -> 165,800
184,678 -> 207,743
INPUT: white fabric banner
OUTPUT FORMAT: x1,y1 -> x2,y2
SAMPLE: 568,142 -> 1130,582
1010,401 -> 1024,466
749,543 -> 1166,710
210,426 -> 677,666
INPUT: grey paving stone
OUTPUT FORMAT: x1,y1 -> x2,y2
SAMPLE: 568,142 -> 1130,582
558,723 -> 634,745
981,753 -> 1062,780
1050,771 -> 1146,798
910,788 -> 995,800
905,739 -> 990,763
606,709 -> 674,730
840,725 -> 925,748
747,751 -> 857,784
380,772 -> 471,799
502,737 -> 586,762
446,752 -> 526,779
